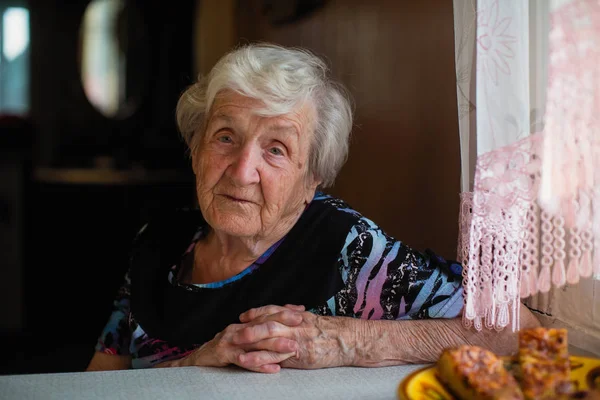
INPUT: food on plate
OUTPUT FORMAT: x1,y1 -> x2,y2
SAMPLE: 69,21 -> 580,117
435,327 -> 600,400
518,327 -> 571,399
437,345 -> 524,399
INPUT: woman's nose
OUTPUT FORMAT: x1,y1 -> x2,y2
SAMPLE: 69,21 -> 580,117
226,145 -> 260,186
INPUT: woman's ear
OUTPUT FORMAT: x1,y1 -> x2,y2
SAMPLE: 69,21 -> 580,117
304,175 -> 322,204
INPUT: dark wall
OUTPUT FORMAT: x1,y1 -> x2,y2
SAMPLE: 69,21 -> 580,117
237,0 -> 461,259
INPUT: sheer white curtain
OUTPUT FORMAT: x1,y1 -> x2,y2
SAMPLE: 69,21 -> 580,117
452,0 -> 600,351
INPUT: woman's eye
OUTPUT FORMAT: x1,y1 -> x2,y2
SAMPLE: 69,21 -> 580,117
217,135 -> 232,144
268,147 -> 284,156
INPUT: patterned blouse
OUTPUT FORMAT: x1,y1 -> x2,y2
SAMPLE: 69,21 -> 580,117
95,193 -> 464,368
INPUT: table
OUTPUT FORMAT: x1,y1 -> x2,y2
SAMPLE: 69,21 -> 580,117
0,364 -> 423,400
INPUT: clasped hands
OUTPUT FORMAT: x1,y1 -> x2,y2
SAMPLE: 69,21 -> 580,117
175,304 -> 356,373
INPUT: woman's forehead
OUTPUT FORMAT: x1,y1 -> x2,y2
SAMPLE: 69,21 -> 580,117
209,91 -> 315,129
211,90 -> 266,111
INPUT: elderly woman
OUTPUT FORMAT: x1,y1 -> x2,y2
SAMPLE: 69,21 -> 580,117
86,44 -> 539,373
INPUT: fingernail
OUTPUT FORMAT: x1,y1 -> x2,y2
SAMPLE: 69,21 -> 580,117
239,354 -> 246,363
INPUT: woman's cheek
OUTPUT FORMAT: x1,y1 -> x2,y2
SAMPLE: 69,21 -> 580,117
200,155 -> 227,183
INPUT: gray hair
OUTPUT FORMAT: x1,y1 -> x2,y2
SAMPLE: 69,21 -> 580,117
176,43 -> 353,188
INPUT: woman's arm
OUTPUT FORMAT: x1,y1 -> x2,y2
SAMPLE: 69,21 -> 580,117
351,303 -> 541,366
86,270 -> 134,371
234,303 -> 541,370
86,352 -> 132,371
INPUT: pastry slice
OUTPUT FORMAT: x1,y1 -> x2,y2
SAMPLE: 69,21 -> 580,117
437,345 -> 524,399
518,327 -> 572,399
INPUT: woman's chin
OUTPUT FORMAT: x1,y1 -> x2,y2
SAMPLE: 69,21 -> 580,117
209,216 -> 261,238
217,227 -> 259,238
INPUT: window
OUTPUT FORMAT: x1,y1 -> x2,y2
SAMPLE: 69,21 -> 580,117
0,3 -> 29,115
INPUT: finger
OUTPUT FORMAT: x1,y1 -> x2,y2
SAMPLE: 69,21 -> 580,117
246,337 -> 298,353
220,345 -> 247,367
265,310 -> 303,327
237,351 -> 296,370
284,304 -> 305,311
256,364 -> 281,373
242,309 -> 303,328
233,320 -> 290,345
240,305 -> 289,322
227,348 -> 282,373
238,362 -> 281,374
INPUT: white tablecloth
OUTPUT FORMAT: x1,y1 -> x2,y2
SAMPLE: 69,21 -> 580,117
0,364 -> 425,400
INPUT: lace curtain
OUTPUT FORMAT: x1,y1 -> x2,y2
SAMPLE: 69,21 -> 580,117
453,0 -> 600,333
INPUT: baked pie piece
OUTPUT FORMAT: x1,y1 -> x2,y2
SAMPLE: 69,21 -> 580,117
437,345 -> 524,400
518,327 -> 572,399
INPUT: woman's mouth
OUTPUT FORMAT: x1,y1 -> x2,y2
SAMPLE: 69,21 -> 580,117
222,194 -> 252,203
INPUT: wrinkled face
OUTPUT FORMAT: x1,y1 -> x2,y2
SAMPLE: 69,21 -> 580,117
191,90 -> 320,240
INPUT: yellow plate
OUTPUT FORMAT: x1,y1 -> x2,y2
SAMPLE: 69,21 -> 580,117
398,356 -> 600,400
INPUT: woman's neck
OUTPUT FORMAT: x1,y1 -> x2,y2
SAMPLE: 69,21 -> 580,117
191,210 -> 303,284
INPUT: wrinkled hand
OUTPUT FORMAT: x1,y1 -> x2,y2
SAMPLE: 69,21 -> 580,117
175,305 -> 305,373
236,305 -> 357,370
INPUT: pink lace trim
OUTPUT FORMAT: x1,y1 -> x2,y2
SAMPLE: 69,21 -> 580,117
460,0 -> 600,331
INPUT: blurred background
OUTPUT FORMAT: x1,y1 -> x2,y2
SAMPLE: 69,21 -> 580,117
0,0 -> 460,374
